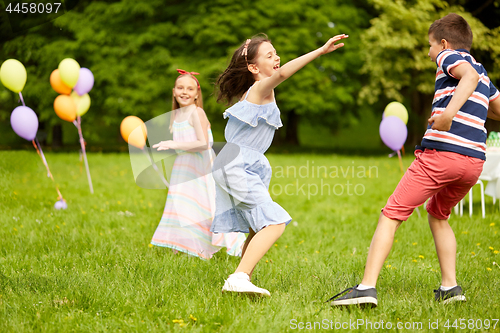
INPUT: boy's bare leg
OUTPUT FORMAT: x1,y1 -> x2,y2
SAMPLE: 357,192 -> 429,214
428,214 -> 457,287
360,213 -> 402,287
235,223 -> 286,277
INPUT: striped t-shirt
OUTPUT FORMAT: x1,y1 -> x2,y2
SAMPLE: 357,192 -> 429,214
421,49 -> 499,160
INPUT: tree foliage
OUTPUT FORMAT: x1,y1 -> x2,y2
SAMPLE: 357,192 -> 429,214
358,0 -> 500,143
0,0 -> 373,146
1,0 -> 497,147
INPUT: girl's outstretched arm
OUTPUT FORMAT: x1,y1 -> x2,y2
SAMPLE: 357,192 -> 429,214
153,108 -> 210,152
255,34 -> 348,98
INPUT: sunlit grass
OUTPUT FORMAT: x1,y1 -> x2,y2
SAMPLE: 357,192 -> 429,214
1,151 -> 499,332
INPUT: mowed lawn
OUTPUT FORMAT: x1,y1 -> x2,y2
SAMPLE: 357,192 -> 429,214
0,151 -> 499,332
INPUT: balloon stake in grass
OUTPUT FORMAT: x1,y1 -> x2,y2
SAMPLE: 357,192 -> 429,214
2,59 -> 67,209
121,116 -> 169,188
73,116 -> 94,194
52,59 -> 95,194
53,93 -> 94,194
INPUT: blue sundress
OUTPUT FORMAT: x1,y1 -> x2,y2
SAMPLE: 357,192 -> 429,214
210,85 -> 292,233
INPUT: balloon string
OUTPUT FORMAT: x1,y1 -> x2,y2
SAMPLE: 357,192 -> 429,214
32,139 -> 63,200
75,116 -> 94,194
397,150 -> 405,177
142,147 -> 170,188
33,138 -> 50,176
18,92 -> 25,106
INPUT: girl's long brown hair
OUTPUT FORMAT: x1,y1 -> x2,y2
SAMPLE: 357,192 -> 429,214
216,34 -> 271,106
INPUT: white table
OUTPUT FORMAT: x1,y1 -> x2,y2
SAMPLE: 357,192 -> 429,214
480,151 -> 500,200
455,151 -> 500,217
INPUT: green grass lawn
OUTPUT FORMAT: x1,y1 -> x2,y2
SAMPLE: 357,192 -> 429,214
1,151 -> 499,332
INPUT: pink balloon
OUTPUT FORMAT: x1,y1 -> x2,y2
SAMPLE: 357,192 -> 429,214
73,68 -> 94,96
379,116 -> 407,151
10,106 -> 38,141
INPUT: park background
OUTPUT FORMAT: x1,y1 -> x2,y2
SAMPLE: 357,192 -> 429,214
1,0 -> 500,152
1,0 -> 500,332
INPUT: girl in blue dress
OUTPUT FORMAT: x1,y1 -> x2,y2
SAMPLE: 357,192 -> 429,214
212,33 -> 348,296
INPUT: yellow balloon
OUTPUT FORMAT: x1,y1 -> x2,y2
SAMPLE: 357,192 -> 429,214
70,91 -> 91,116
0,59 -> 27,93
384,101 -> 408,125
58,58 -> 80,88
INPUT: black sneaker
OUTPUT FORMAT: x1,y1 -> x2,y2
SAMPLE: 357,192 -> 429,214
434,286 -> 466,304
327,285 -> 378,307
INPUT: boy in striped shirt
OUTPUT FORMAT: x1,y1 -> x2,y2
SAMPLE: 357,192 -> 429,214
329,13 -> 500,307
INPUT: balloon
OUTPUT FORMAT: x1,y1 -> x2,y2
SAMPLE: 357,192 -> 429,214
54,95 -> 77,122
49,69 -> 72,95
121,116 -> 147,149
70,91 -> 91,116
58,58 -> 80,88
54,199 -> 68,210
0,59 -> 27,93
10,106 -> 38,140
379,116 -> 407,151
384,101 -> 408,125
73,68 -> 94,96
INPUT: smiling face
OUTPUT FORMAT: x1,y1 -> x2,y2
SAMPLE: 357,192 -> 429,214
428,34 -> 444,63
173,76 -> 199,107
251,41 -> 280,79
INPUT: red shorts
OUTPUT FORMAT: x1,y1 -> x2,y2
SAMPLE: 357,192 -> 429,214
382,149 -> 484,221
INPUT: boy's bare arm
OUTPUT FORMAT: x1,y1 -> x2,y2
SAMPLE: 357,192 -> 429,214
428,62 -> 479,131
487,97 -> 500,121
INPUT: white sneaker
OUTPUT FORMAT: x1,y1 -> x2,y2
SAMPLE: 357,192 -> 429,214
222,272 -> 271,297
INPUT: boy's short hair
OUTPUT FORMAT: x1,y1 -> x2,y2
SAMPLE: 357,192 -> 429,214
428,13 -> 473,51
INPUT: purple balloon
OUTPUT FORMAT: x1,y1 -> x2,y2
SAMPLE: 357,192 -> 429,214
73,68 -> 94,96
379,116 -> 407,151
10,106 -> 39,141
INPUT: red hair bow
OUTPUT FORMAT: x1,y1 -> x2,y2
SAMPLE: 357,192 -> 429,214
176,69 -> 200,88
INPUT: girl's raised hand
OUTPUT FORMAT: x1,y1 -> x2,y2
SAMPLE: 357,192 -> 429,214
321,34 -> 349,55
254,33 -> 349,97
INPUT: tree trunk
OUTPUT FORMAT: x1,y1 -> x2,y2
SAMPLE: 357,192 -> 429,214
284,109 -> 300,146
409,91 -> 433,148
51,124 -> 63,148
485,118 -> 500,134
37,121 -> 48,146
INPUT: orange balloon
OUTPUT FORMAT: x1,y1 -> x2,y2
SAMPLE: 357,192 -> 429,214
50,69 -> 72,95
54,95 -> 76,122
120,116 -> 147,148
